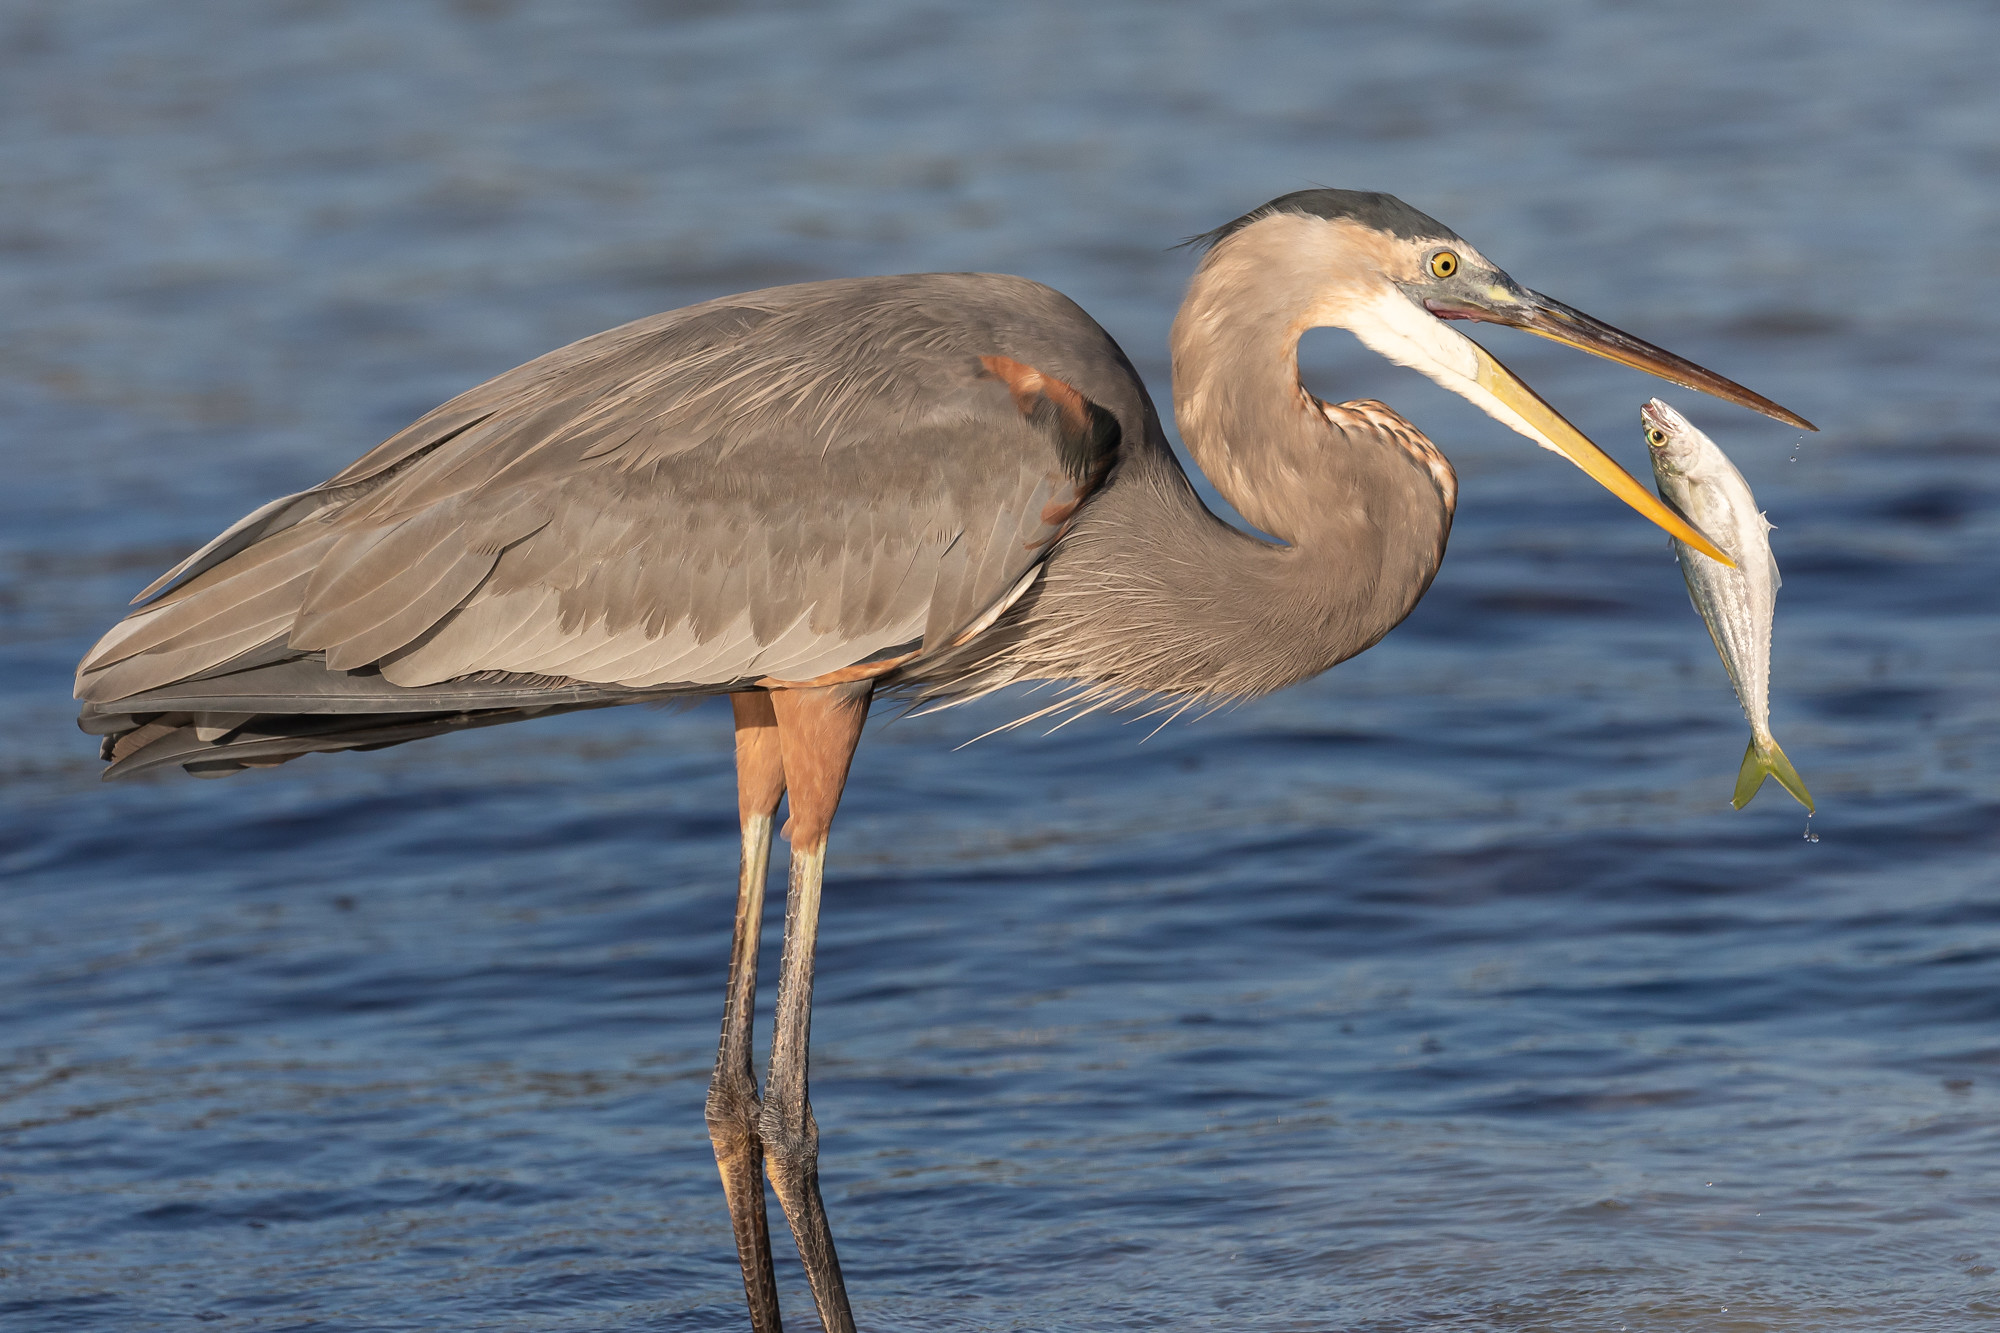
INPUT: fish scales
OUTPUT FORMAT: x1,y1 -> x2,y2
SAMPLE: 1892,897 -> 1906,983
1642,397 -> 1812,813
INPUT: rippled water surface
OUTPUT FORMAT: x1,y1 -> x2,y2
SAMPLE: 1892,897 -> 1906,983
5,3 -> 2000,1329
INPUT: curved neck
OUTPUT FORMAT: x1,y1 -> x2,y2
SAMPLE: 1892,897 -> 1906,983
947,220 -> 1457,709
1169,218 -> 1390,544
1136,222 -> 1455,690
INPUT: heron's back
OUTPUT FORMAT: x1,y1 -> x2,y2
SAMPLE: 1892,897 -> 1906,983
77,273 -> 1159,778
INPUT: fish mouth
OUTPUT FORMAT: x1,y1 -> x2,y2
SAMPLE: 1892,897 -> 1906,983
1426,287 -> 1816,432
1640,396 -> 1683,434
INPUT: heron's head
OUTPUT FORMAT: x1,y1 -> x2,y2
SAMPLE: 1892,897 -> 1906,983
1189,190 -> 1814,564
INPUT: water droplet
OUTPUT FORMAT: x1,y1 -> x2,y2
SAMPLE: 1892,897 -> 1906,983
1789,436 -> 1805,463
1803,815 -> 1819,843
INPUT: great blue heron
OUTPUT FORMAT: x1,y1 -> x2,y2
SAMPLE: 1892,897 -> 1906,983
75,189 -> 1810,1332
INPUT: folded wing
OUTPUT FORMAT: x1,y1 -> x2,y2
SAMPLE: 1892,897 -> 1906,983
77,274 -> 1131,776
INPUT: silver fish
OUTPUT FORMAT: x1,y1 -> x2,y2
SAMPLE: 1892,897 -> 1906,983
1643,397 -> 1813,812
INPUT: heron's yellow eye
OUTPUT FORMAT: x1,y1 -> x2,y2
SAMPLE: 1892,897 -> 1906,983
1645,427 -> 1668,448
1429,250 -> 1459,279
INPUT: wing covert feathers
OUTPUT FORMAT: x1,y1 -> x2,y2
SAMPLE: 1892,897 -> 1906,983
75,274 -> 1140,777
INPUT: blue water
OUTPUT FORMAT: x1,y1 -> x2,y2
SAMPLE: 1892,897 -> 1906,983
5,3 -> 1999,1329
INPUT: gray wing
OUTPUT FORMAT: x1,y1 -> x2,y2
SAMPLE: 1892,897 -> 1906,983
77,274 -> 1141,717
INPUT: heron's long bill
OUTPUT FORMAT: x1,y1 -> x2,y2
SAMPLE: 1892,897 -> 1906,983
1433,290 -> 1818,432
1467,340 -> 1737,566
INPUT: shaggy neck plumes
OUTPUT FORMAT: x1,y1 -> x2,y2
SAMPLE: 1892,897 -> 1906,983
928,215 -> 1456,715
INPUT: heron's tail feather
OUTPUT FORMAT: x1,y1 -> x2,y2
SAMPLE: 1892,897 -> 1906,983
83,705 -> 568,780
1732,736 -> 1813,813
79,650 -> 684,780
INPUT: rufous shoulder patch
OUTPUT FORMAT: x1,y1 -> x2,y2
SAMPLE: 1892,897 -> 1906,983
976,355 -> 1121,488
979,355 -> 1091,437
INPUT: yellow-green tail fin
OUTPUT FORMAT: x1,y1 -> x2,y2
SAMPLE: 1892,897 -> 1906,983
1733,737 -> 1814,813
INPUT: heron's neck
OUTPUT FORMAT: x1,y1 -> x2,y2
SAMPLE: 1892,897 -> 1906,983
1169,235 -> 1377,544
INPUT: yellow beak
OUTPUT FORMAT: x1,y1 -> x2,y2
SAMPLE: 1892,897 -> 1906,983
1468,340 -> 1737,566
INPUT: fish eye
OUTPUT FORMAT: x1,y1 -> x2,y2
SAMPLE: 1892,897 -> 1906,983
1428,250 -> 1459,280
1645,427 -> 1668,448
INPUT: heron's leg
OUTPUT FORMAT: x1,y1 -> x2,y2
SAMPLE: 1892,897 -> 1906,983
762,681 -> 872,1333
709,692 -> 787,1333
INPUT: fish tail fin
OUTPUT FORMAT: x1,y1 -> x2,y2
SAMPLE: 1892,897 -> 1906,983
1733,736 -> 1815,813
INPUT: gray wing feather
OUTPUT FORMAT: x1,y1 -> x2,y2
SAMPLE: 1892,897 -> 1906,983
97,702 -> 610,781
126,406 -> 501,606
88,525 -> 329,666
382,586 -> 554,682
126,492 -> 317,606
79,654 -> 642,717
80,544 -> 329,698
322,402 -> 506,489
310,541 -> 508,671
78,274 -> 1143,720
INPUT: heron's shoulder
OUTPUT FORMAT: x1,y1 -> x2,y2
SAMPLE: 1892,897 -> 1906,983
659,272 -> 1154,438
317,271 -> 1151,500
